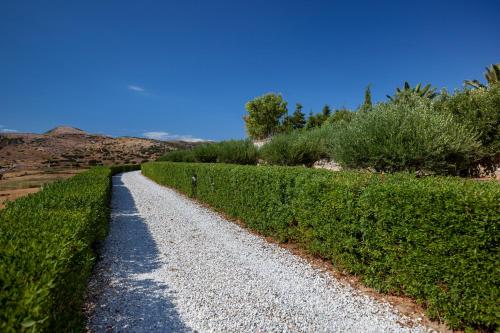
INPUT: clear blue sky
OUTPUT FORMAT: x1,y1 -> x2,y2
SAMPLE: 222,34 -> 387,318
1,0 -> 499,141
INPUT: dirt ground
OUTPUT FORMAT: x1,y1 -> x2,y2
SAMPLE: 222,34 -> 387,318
0,169 -> 85,208
0,188 -> 40,208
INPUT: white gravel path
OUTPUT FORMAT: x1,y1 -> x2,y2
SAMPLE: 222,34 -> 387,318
86,171 -> 429,333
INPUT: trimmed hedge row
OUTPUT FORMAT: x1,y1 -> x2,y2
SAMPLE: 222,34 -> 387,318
142,162 -> 500,330
0,164 -> 140,332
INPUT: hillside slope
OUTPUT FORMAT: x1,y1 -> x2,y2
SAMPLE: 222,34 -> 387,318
0,126 -> 200,171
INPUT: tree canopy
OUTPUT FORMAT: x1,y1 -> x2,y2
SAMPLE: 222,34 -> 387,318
244,93 -> 288,139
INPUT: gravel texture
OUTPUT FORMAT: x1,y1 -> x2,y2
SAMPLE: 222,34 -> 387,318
86,171 -> 429,333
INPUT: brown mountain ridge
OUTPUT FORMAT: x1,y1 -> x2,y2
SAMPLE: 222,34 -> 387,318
45,126 -> 88,135
0,126 -> 201,171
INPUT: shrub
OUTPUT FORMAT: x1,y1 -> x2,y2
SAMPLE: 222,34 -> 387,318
434,84 -> 500,175
142,162 -> 499,331
215,140 -> 258,165
328,96 -> 480,175
259,126 -> 332,166
258,132 -> 294,165
159,140 -> 258,165
355,176 -> 499,328
158,149 -> 196,162
0,164 -> 140,332
327,108 -> 355,124
193,143 -> 219,163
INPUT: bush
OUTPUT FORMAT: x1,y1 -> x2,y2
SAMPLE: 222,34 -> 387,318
434,84 -> 500,175
159,140 -> 258,165
328,96 -> 480,175
259,126 -> 332,166
142,162 -> 499,331
158,149 -> 196,162
215,140 -> 258,165
0,164 -> 140,332
327,108 -> 354,125
193,143 -> 219,163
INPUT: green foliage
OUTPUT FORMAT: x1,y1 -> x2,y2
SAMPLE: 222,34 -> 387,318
464,63 -> 500,88
387,81 -> 438,101
244,93 -> 288,139
305,105 -> 334,129
305,111 -> 323,129
213,140 -> 258,165
434,84 -> 500,175
359,85 -> 372,113
259,126 -> 332,166
280,103 -> 306,133
485,63 -> 500,85
354,176 -> 499,330
327,108 -> 355,124
142,162 -> 500,331
321,104 -> 331,118
280,115 -> 293,133
0,164 -> 140,333
329,95 -> 480,174
159,140 -> 258,165
158,149 -> 196,162
193,144 -> 219,163
289,103 -> 306,130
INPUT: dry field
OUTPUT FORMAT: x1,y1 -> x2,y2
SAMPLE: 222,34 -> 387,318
0,169 -> 85,208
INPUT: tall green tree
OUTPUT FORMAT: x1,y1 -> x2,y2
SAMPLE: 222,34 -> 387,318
280,115 -> 293,133
305,111 -> 323,129
244,93 -> 288,139
290,103 -> 306,129
364,85 -> 372,107
321,104 -> 331,119
359,85 -> 372,113
304,105 -> 331,129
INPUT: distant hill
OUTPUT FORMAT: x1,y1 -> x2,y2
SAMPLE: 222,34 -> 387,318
45,126 -> 89,136
0,126 -> 203,171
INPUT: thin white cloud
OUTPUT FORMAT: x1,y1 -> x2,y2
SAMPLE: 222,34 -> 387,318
143,131 -> 205,142
128,85 -> 145,92
0,125 -> 18,133
142,131 -> 169,140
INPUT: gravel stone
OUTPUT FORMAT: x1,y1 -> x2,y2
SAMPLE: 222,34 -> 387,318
86,171 -> 429,332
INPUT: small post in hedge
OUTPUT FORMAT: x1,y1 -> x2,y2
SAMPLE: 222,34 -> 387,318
191,173 -> 197,197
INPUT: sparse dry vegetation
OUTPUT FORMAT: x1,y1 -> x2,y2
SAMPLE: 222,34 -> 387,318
0,126 -> 202,173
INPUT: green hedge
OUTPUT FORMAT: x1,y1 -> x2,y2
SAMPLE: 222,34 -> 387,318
142,162 -> 500,330
0,164 -> 140,332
